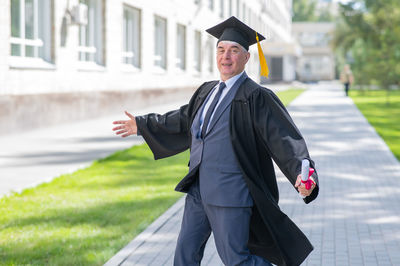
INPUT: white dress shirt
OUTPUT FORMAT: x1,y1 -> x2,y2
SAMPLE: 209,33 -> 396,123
199,71 -> 245,134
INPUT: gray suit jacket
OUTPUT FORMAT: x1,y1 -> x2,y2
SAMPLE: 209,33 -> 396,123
188,72 -> 252,207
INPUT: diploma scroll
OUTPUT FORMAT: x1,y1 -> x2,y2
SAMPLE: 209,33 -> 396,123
299,159 -> 315,198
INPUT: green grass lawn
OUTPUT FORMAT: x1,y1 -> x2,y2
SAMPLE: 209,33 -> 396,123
350,89 -> 400,161
0,89 -> 304,265
277,88 -> 305,106
0,145 -> 189,265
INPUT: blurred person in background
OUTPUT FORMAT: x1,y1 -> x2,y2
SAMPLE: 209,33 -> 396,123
340,64 -> 354,96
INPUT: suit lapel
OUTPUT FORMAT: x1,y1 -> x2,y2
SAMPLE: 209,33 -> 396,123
190,81 -> 218,130
205,73 -> 248,136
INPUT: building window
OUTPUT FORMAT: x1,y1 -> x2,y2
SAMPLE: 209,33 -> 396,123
249,9 -> 252,26
154,15 -> 167,69
194,0 -> 201,4
219,0 -> 224,18
242,3 -> 246,21
176,24 -> 186,70
78,0 -> 103,64
207,37 -> 214,73
209,0 -> 214,10
10,0 -> 52,61
194,30 -> 201,72
236,0 -> 240,17
123,5 -> 141,68
229,0 -> 232,16
265,0 -> 271,10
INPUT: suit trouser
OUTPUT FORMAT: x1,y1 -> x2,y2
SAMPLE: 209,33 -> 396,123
173,191 -> 272,266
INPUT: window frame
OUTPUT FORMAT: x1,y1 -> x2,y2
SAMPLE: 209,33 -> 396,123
122,5 -> 141,70
78,0 -> 104,67
209,0 -> 214,11
176,23 -> 186,71
9,0 -> 53,69
194,30 -> 202,73
206,37 -> 214,73
154,15 -> 167,70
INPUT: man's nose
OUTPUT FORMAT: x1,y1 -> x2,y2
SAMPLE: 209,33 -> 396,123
222,51 -> 231,58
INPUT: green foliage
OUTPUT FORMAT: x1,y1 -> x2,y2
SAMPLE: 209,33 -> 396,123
293,0 -> 318,22
334,1 -> 400,89
292,0 -> 335,22
0,90 -> 303,265
317,8 -> 334,22
350,90 -> 400,161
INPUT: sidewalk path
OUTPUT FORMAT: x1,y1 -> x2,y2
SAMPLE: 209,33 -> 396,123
0,100 -> 187,197
106,82 -> 400,266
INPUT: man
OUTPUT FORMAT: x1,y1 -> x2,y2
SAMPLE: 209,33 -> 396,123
113,16 -> 319,266
340,64 -> 354,96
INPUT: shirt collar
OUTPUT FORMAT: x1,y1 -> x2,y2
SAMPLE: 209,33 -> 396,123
220,70 -> 245,90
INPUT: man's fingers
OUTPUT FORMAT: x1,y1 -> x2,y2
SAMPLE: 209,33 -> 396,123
295,175 -> 301,187
113,120 -> 127,125
112,112 -> 136,138
112,125 -> 125,131
298,183 -> 314,197
116,130 -> 127,135
125,111 -> 135,120
298,188 -> 310,197
298,186 -> 309,193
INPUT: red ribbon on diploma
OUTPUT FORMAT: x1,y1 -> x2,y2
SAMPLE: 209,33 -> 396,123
301,168 -> 315,190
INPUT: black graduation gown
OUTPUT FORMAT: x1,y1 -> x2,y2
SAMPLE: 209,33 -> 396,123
135,77 -> 319,266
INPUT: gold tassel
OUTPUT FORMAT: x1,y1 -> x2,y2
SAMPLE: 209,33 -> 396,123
256,32 -> 269,78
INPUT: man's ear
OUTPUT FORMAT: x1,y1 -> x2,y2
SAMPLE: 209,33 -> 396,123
245,52 -> 250,63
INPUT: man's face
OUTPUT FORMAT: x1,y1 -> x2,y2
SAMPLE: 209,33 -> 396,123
216,41 -> 250,81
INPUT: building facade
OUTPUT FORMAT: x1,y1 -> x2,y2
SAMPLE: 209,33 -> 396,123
0,0 -> 295,134
259,0 -> 301,83
292,22 -> 336,82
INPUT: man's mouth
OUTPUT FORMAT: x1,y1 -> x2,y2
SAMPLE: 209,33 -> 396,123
222,63 -> 232,67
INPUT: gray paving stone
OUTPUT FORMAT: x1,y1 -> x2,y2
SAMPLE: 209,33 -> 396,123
105,82 -> 400,266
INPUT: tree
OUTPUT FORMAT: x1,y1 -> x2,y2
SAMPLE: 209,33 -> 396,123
318,8 -> 334,22
292,0 -> 318,22
292,0 -> 335,22
333,0 -> 400,100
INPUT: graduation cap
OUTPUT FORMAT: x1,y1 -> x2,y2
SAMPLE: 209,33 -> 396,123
206,16 -> 269,78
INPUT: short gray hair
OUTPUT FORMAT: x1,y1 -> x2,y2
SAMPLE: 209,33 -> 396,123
217,40 -> 247,53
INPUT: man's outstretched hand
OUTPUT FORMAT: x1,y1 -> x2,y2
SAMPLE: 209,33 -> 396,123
112,111 -> 138,137
295,175 -> 316,197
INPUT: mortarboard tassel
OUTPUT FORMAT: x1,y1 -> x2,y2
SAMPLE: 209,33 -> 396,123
256,32 -> 269,78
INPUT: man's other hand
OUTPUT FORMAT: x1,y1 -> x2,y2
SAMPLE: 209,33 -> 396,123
295,175 -> 316,197
112,111 -> 137,137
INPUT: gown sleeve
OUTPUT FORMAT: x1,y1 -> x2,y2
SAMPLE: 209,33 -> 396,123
251,88 -> 319,203
135,104 -> 191,160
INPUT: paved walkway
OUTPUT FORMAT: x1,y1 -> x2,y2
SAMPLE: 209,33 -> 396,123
105,82 -> 400,266
0,100 -> 187,197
